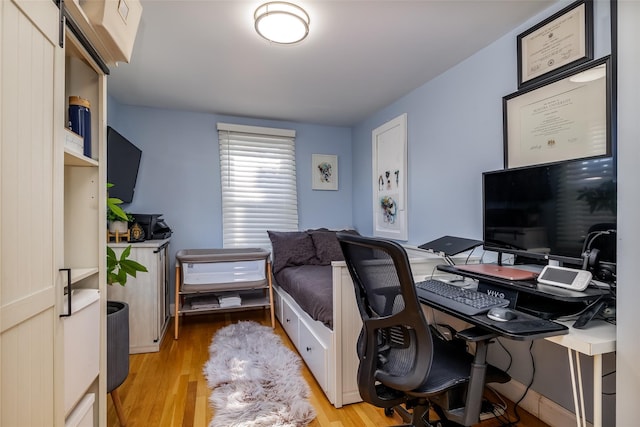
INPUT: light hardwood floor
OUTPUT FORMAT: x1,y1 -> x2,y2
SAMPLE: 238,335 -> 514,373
107,310 -> 550,427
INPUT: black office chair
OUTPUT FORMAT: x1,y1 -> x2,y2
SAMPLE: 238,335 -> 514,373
337,233 -> 510,427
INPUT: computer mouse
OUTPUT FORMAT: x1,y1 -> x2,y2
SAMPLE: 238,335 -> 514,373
487,307 -> 517,322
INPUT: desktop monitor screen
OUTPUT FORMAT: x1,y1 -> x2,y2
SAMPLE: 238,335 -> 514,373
483,157 -> 616,267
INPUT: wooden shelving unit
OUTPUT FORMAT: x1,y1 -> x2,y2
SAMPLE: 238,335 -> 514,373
62,28 -> 107,424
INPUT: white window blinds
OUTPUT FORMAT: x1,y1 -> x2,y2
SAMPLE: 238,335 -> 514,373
556,158 -> 616,253
218,123 -> 298,249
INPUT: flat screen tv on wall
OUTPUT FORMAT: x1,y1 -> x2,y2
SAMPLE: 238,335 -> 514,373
107,126 -> 142,203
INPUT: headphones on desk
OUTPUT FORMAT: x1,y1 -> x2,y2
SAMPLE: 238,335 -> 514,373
582,248 -> 616,282
582,229 -> 617,283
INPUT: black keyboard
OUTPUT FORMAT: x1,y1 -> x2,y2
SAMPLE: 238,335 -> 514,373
416,279 -> 509,316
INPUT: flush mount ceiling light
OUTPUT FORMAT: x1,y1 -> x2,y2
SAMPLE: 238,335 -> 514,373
254,2 -> 310,44
569,64 -> 607,83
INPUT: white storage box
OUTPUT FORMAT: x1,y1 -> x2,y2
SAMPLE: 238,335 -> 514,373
81,0 -> 143,63
64,128 -> 84,156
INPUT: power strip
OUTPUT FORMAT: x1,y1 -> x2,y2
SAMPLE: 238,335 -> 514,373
479,400 -> 506,421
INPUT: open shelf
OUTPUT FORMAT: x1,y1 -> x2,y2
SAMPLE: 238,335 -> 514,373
64,149 -> 99,167
70,267 -> 100,285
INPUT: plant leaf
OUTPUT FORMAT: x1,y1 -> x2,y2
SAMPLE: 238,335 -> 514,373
119,245 -> 132,262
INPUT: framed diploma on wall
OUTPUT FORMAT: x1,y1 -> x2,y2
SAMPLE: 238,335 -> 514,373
503,56 -> 611,169
517,0 -> 593,89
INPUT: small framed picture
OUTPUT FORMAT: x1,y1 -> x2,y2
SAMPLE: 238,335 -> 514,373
517,0 -> 593,89
312,154 -> 338,190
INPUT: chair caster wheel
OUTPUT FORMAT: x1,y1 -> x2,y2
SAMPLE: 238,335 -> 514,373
384,407 -> 394,417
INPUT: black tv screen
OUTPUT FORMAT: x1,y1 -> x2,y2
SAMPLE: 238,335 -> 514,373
107,126 -> 142,203
483,157 -> 616,266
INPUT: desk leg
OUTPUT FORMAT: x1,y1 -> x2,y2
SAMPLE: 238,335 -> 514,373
593,353 -> 602,427
576,351 -> 586,426
568,348 -> 586,427
175,265 -> 181,340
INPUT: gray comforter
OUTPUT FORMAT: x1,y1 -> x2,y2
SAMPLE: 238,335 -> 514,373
274,265 -> 333,329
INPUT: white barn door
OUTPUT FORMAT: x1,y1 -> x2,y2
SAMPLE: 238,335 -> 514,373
1,0 -> 64,425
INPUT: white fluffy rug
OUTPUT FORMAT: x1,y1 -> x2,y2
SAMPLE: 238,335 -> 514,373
203,321 -> 316,427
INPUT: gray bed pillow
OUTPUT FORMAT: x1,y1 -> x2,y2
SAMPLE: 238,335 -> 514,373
267,230 -> 319,273
309,229 -> 359,265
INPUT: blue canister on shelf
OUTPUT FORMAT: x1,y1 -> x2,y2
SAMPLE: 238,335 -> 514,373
68,96 -> 92,158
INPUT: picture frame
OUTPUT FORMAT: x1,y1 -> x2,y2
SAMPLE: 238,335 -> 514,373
372,113 -> 408,241
504,56 -> 611,169
312,154 -> 338,190
517,0 -> 593,89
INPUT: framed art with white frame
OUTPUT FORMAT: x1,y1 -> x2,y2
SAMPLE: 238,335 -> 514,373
372,113 -> 408,241
504,56 -> 611,169
517,0 -> 593,89
312,154 -> 338,190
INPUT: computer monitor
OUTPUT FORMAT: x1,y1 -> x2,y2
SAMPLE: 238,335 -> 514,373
482,157 -> 616,268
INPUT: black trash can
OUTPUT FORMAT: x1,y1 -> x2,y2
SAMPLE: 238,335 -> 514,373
107,301 -> 129,393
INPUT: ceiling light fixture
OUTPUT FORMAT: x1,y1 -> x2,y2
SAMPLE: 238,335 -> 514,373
569,64 -> 607,83
254,2 -> 310,45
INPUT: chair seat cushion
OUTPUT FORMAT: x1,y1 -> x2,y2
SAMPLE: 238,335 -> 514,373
408,337 -> 509,396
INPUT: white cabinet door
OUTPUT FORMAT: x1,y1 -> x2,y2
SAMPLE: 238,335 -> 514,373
108,241 -> 170,353
1,0 -> 64,425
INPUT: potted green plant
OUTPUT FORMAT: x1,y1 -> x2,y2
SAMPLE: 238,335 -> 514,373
106,182 -> 148,285
107,245 -> 148,286
107,183 -> 134,234
106,243 -> 147,420
106,183 -> 148,420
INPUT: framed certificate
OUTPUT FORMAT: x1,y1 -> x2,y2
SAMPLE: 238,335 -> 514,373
517,0 -> 593,89
504,56 -> 611,169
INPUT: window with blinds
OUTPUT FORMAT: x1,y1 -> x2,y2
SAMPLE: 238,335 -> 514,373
218,123 -> 298,249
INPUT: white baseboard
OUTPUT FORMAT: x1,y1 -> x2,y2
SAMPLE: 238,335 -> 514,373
491,380 -> 591,427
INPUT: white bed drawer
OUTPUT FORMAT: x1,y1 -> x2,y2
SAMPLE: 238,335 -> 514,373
282,302 -> 299,348
298,320 -> 328,393
273,288 -> 283,322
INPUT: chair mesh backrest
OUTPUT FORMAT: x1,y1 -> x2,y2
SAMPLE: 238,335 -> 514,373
338,233 -> 434,392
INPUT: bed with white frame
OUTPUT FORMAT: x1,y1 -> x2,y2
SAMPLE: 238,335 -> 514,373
269,230 -> 474,407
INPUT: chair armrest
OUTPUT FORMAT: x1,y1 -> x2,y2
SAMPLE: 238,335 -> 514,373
455,326 -> 498,343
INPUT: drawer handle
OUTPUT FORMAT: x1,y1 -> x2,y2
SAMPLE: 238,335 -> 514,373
306,346 -> 312,352
59,268 -> 72,317
286,318 -> 291,323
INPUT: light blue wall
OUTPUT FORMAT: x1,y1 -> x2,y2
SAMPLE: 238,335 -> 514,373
107,100 -> 353,302
352,0 -> 612,247
352,36 -> 513,245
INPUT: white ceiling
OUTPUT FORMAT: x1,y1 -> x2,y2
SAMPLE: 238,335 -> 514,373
107,0 -> 554,127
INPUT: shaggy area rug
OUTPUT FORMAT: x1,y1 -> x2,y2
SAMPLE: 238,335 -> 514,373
203,321 -> 316,427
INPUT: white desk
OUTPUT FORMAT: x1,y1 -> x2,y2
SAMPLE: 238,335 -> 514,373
546,320 -> 616,427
